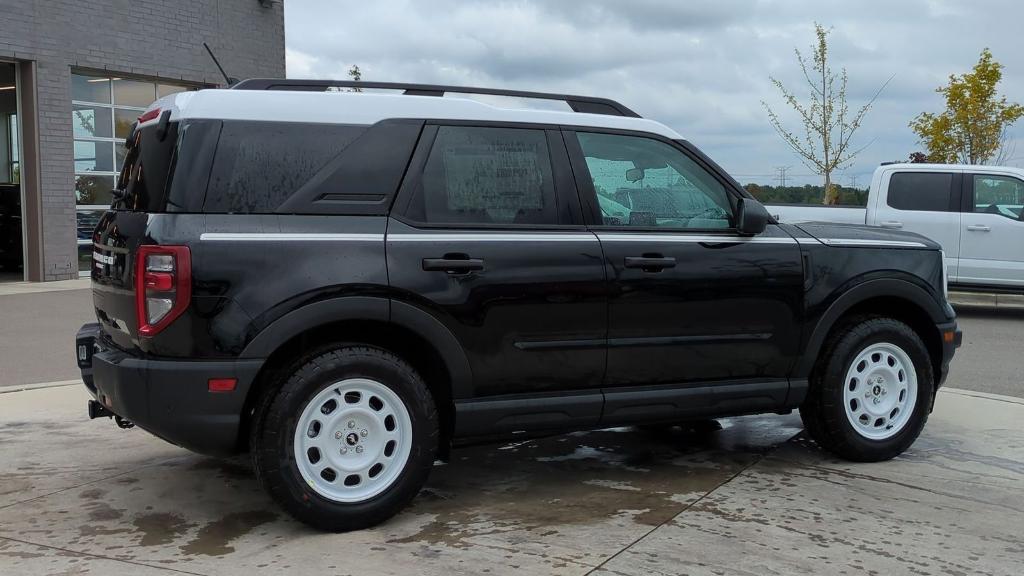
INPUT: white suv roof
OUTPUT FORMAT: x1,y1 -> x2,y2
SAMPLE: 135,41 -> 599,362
141,80 -> 683,140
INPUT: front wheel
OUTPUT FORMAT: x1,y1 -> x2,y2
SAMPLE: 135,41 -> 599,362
251,345 -> 438,531
800,317 -> 934,462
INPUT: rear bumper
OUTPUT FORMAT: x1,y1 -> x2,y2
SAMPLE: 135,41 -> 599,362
77,323 -> 263,455
935,320 -> 962,389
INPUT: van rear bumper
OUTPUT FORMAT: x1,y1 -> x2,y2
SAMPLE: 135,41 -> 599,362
78,324 -> 263,455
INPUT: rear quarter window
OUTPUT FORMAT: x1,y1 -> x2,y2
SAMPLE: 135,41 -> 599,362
887,172 -> 953,212
203,121 -> 363,214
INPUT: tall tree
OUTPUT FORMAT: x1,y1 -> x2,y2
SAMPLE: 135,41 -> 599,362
763,23 -> 889,205
910,48 -> 1024,165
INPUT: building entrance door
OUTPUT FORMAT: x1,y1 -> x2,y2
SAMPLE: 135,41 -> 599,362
0,62 -> 24,281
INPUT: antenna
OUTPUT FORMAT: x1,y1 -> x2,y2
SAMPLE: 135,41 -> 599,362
203,42 -> 237,86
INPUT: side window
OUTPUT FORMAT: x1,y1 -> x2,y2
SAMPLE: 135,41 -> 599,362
204,121 -> 363,214
407,126 -> 558,225
575,132 -> 732,229
886,172 -> 952,212
972,175 -> 1024,220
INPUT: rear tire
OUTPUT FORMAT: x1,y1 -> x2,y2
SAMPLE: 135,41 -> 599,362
251,345 -> 438,531
800,316 -> 933,462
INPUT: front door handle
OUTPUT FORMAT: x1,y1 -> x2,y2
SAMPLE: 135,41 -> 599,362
422,255 -> 484,273
624,255 -> 676,271
966,224 -> 991,232
880,221 -> 904,229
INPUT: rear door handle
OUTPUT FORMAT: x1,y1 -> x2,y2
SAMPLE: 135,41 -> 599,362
879,221 -> 903,229
624,255 -> 676,271
966,224 -> 991,232
422,255 -> 484,273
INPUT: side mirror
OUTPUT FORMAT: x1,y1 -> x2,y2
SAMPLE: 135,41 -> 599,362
736,197 -> 770,236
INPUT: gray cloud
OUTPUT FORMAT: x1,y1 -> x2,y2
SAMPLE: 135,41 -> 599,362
285,0 -> 1024,185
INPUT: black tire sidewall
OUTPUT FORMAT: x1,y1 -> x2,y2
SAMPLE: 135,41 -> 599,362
814,318 -> 934,461
253,346 -> 438,531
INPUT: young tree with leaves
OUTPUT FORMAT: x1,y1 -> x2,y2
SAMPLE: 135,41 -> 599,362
763,23 -> 889,205
910,48 -> 1024,165
348,65 -> 362,92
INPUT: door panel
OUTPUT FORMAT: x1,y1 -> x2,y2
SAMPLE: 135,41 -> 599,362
598,228 -> 804,386
871,170 -> 962,281
959,174 -> 1024,286
387,220 -> 607,397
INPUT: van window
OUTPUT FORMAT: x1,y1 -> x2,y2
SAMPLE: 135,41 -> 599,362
406,126 -> 558,225
887,172 -> 953,212
203,121 -> 363,214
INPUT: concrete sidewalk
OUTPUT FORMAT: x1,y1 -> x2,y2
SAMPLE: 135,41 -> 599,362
0,385 -> 1020,575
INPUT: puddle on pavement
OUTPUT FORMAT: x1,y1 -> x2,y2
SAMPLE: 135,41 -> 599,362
179,510 -> 278,556
391,416 -> 801,548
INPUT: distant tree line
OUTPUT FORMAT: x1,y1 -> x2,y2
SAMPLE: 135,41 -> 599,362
744,183 -> 868,206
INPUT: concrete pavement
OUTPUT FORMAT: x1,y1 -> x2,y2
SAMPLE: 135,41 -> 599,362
0,384 -> 1021,575
0,287 -> 94,386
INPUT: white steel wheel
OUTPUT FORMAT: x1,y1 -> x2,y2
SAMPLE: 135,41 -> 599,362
843,342 -> 918,440
294,378 -> 413,503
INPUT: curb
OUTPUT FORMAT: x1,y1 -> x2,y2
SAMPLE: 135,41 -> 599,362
941,387 -> 1024,406
0,380 -> 81,394
949,291 -> 1024,310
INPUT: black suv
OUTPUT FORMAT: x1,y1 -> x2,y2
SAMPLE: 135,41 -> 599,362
77,80 -> 961,531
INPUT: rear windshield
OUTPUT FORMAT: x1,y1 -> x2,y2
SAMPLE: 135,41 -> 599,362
115,119 -> 221,213
116,123 -> 178,212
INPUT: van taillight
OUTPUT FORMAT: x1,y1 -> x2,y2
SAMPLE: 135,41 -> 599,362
135,245 -> 191,338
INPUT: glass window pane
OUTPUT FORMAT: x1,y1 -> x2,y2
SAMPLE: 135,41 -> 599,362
157,83 -> 190,98
973,175 -> 1024,220
887,173 -> 951,212
113,78 -> 156,107
74,140 -> 114,172
78,242 -> 93,273
76,210 -> 104,242
71,74 -> 111,104
9,114 -> 17,162
407,126 -> 558,225
204,122 -> 360,213
72,104 -> 112,138
76,175 -> 115,206
576,132 -> 732,229
115,144 -> 127,173
114,108 -> 138,139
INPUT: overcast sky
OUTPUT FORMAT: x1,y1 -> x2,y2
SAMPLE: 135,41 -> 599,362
284,0 -> 1024,187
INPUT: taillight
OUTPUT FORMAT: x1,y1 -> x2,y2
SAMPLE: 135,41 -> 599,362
137,107 -> 161,124
135,245 -> 191,338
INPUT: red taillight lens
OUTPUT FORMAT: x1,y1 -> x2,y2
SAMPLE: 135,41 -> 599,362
135,245 -> 191,338
137,108 -> 161,124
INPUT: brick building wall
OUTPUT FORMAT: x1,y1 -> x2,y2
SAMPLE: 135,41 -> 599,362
0,0 -> 285,280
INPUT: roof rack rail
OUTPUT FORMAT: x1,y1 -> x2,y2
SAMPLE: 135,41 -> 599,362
230,78 -> 641,118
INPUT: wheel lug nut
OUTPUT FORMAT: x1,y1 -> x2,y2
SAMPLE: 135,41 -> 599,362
347,420 -> 355,429
340,447 -> 348,455
355,445 -> 364,454
360,429 -> 368,437
334,431 -> 342,440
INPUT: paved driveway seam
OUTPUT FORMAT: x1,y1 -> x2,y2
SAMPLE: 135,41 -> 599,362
0,534 -> 209,576
582,430 -> 802,576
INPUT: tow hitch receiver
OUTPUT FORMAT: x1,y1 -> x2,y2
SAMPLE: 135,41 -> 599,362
88,400 -> 135,429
